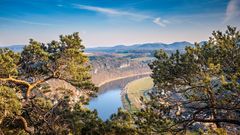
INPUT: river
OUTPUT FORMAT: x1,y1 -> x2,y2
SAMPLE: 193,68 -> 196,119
87,75 -> 148,121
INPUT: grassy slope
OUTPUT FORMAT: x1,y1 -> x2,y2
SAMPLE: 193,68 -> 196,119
122,77 -> 153,111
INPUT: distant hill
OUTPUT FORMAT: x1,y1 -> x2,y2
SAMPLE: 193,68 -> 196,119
0,45 -> 25,52
86,41 -> 195,53
1,41 -> 206,53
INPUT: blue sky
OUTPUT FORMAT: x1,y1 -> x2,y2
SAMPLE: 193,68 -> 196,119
0,0 -> 240,47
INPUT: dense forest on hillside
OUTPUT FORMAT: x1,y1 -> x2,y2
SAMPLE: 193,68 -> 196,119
0,26 -> 240,134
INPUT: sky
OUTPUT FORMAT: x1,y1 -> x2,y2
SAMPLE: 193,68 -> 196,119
0,0 -> 240,47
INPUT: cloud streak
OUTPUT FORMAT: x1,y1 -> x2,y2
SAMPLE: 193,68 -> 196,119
153,17 -> 169,27
225,0 -> 240,22
73,4 -> 150,20
73,4 -> 169,27
0,17 -> 53,26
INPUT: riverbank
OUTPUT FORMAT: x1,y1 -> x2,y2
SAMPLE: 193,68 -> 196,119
97,72 -> 152,87
88,74 -> 153,120
122,77 -> 154,111
88,74 -> 152,120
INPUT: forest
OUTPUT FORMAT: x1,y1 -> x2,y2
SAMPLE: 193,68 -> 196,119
0,26 -> 240,134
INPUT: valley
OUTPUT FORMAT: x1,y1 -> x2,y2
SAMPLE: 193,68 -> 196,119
3,41 -> 194,88
1,1 -> 239,133
2,42 -> 194,119
87,41 -> 193,87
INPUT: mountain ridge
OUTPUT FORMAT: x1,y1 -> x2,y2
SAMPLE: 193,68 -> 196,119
0,45 -> 25,52
86,41 -> 196,53
1,41 -> 206,53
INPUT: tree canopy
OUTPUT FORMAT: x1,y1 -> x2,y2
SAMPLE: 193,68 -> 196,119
1,27 -> 240,134
0,33 -> 98,134
135,26 -> 240,134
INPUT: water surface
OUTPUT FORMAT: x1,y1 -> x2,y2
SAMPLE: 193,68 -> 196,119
88,87 -> 122,120
88,75 -> 148,121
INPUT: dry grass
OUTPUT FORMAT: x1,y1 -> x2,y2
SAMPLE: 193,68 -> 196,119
122,77 -> 153,111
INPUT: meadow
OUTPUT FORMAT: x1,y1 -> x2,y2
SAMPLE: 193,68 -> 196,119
122,77 -> 154,111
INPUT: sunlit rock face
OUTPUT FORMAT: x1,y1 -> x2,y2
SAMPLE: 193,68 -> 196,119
89,55 -> 151,86
32,79 -> 89,104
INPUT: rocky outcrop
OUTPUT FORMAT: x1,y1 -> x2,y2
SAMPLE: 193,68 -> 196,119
33,79 -> 89,104
89,55 -> 151,86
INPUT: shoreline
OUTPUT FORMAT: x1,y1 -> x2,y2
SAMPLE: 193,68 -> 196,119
96,72 -> 152,87
121,77 -> 153,111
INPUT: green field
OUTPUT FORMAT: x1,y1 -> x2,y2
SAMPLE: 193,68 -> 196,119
122,77 -> 154,111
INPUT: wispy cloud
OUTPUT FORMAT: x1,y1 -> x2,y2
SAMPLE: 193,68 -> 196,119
153,17 -> 169,27
225,0 -> 240,22
73,4 -> 169,27
73,4 -> 150,20
0,17 -> 53,26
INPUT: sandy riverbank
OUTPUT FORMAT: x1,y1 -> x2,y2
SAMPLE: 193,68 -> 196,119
96,72 -> 152,87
